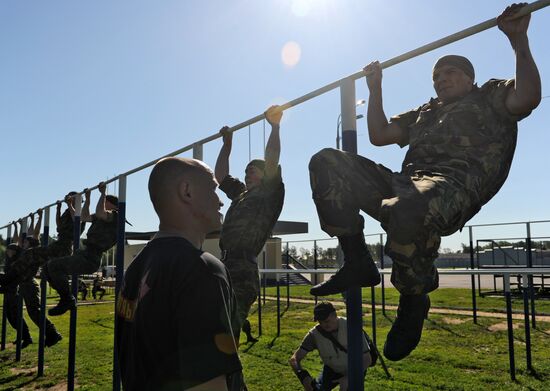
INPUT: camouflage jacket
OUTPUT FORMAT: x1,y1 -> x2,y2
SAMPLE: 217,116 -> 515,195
391,79 -> 530,215
219,170 -> 285,256
83,211 -> 118,253
57,209 -> 85,244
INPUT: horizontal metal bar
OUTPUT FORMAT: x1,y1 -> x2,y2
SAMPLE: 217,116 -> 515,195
2,0 -> 549,230
259,268 -> 550,275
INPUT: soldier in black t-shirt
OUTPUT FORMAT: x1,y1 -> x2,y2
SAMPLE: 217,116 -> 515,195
46,182 -> 118,316
116,157 -> 242,390
215,105 -> 285,343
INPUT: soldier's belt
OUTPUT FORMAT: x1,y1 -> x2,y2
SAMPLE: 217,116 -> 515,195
223,250 -> 258,264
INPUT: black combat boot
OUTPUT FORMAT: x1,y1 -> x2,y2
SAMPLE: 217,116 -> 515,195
48,295 -> 76,316
45,328 -> 63,347
384,294 -> 430,361
242,319 -> 258,343
310,226 -> 380,296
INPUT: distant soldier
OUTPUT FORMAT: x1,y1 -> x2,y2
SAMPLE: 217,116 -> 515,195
2,219 -> 62,347
92,276 -> 106,300
215,105 -> 285,343
0,192 -> 84,289
46,182 -> 118,316
308,3 -> 541,362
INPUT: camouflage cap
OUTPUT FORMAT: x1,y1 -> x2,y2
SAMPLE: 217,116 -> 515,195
247,159 -> 266,172
433,55 -> 475,80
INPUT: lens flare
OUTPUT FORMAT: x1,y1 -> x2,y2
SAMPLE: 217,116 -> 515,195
281,41 -> 301,68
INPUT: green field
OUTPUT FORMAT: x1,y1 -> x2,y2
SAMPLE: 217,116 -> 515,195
1,287 -> 549,390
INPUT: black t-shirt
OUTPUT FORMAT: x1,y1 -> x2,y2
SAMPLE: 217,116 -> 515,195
116,236 -> 242,391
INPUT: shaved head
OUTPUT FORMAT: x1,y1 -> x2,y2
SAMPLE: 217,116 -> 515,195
148,157 -> 211,215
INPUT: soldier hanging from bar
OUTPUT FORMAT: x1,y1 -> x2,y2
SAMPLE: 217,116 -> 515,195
308,3 -> 541,361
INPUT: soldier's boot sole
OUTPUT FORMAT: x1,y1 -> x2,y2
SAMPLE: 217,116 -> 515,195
310,260 -> 380,296
48,296 -> 76,316
384,294 -> 430,361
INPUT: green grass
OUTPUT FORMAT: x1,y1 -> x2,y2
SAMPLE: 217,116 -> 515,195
1,288 -> 549,390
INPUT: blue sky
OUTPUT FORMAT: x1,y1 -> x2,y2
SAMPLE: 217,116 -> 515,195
1,0 -> 549,251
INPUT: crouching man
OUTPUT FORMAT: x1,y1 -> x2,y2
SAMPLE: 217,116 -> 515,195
289,302 -> 371,390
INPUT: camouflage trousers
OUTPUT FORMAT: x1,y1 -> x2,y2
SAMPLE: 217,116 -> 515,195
45,248 -> 102,300
3,280 -> 59,339
222,252 -> 260,327
7,241 -> 72,285
309,148 -> 475,295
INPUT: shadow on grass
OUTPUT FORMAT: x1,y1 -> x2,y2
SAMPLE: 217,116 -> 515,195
425,318 -> 464,337
0,372 -> 39,389
89,318 -> 114,330
241,340 -> 259,353
267,336 -> 279,349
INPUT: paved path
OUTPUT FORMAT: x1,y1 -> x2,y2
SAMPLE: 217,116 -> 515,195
263,296 -> 550,323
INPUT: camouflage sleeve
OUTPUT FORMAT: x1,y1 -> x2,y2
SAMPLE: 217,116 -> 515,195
219,175 -> 246,201
481,78 -> 531,123
299,331 -> 317,352
389,105 -> 424,148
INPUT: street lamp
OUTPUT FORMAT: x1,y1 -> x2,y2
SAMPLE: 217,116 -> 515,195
336,99 -> 366,149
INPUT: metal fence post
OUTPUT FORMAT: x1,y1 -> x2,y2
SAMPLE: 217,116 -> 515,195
380,234 -> 385,316
341,77 -> 364,391
68,194 -> 82,391
504,274 -> 516,381
522,274 -> 533,372
1,225 -> 12,350
15,219 -> 28,362
469,227 -> 477,324
113,175 -> 127,391
37,207 -> 50,377
526,223 -> 536,328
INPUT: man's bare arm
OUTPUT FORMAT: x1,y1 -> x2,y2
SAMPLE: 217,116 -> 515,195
33,209 -> 43,239
364,61 -> 406,146
215,126 -> 232,184
81,189 -> 93,222
56,201 -> 62,227
289,348 -> 314,391
499,3 -> 541,115
264,105 -> 282,178
95,182 -> 111,222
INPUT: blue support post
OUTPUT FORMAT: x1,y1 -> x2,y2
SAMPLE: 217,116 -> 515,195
469,227 -> 477,324
341,77 -> 364,391
68,194 -> 82,391
1,225 -> 12,351
504,275 -> 516,381
15,219 -> 28,362
113,175 -> 127,391
38,207 -> 50,377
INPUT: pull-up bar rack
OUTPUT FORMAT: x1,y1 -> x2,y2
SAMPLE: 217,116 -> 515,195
1,1 -> 548,390
1,0 -> 548,227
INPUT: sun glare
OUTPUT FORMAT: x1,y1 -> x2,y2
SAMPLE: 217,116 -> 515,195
281,41 -> 301,68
